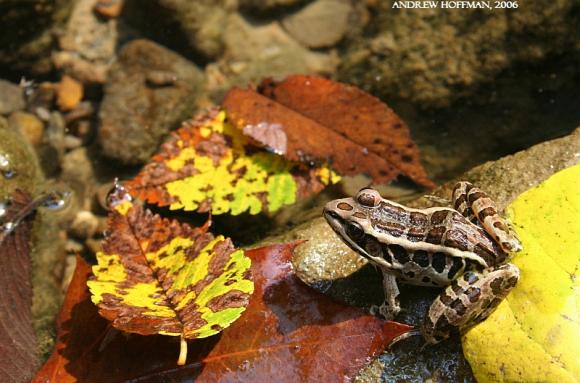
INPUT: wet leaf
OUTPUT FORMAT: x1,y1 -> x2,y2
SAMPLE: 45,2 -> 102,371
223,75 -> 434,188
126,109 -> 340,215
86,191 -> 254,364
34,242 -> 412,382
462,165 -> 580,382
0,190 -> 38,382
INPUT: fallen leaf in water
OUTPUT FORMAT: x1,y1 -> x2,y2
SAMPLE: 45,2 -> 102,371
126,109 -> 340,215
223,75 -> 434,188
87,187 -> 253,364
0,190 -> 39,383
462,165 -> 580,382
34,241 -> 412,382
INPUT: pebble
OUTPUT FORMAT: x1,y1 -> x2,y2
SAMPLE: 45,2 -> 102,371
8,112 -> 45,147
281,0 -> 352,48
0,80 -> 25,115
94,0 -> 124,18
57,75 -> 84,111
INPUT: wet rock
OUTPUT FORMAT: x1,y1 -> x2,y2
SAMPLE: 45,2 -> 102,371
340,1 -> 580,108
0,119 -> 43,199
281,0 -> 352,48
208,13 -> 339,99
0,80 -> 25,115
98,39 -> 205,164
0,0 -> 75,74
8,111 -> 45,147
53,0 -> 134,84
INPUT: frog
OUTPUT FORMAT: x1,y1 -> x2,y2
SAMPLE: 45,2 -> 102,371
323,182 -> 522,344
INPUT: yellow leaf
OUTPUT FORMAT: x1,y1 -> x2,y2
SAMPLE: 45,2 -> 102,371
87,197 -> 254,344
462,165 -> 580,382
127,110 -> 340,215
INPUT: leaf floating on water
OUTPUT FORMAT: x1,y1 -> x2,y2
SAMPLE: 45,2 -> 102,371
0,190 -> 39,383
87,195 -> 254,365
126,109 -> 340,215
34,241 -> 412,382
223,75 -> 435,188
462,165 -> 580,382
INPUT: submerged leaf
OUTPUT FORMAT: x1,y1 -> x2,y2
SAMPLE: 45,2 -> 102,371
0,190 -> 38,383
223,75 -> 434,188
87,196 -> 254,346
35,242 -> 412,382
462,165 -> 580,382
126,110 -> 339,215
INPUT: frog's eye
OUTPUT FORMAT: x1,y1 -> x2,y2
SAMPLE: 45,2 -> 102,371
355,188 -> 381,208
346,221 -> 365,241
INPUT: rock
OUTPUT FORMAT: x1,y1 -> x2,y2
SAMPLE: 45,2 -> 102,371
98,39 -> 205,164
281,0 -> 352,48
53,0 -> 134,83
275,128 -> 580,382
0,0 -> 75,74
208,13 -> 339,99
0,80 -> 25,115
122,0 -> 228,60
8,111 -> 45,147
238,0 -> 311,11
0,118 -> 43,199
94,0 -> 124,18
56,75 -> 84,111
339,0 -> 580,108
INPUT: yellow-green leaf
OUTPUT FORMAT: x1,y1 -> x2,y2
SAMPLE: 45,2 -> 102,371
462,165 -> 580,382
87,195 -> 254,345
126,109 -> 340,215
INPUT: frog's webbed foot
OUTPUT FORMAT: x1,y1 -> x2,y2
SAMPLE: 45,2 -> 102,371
370,269 -> 402,320
370,302 -> 402,320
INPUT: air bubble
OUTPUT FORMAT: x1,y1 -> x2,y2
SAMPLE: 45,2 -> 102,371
42,190 -> 71,211
0,153 -> 15,179
106,179 -> 133,209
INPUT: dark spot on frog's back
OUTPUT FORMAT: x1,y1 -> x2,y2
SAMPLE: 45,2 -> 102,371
409,212 -> 428,225
490,277 -> 504,295
337,202 -> 353,211
465,287 -> 481,303
353,211 -> 367,219
439,292 -> 453,305
468,191 -> 486,205
407,227 -> 425,242
430,210 -> 449,225
444,230 -> 469,251
389,244 -> 410,264
426,226 -> 446,245
450,298 -> 467,316
375,222 -> 405,237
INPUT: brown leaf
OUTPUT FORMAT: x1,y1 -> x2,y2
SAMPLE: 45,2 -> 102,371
223,75 -> 435,188
0,190 -> 39,382
34,243 -> 412,382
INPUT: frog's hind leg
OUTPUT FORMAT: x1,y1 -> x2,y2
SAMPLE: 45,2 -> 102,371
370,270 -> 401,320
421,263 -> 519,344
453,182 -> 522,253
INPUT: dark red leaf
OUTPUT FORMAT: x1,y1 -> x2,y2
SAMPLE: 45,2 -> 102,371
34,243 -> 412,382
0,190 -> 39,382
223,75 -> 435,188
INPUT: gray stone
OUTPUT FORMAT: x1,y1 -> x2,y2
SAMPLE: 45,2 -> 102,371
282,0 -> 352,48
98,39 -> 206,164
0,80 -> 25,115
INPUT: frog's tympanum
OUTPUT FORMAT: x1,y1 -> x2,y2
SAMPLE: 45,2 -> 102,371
323,182 -> 522,344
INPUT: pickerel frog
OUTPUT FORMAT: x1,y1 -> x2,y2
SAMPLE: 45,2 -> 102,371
323,182 -> 522,344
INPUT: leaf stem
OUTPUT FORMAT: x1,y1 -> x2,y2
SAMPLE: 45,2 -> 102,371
177,334 -> 188,366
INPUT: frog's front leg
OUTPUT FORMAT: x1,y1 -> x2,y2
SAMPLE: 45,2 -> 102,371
370,269 -> 401,320
421,263 -> 519,344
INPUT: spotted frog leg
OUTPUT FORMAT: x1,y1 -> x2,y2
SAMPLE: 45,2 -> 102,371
421,182 -> 521,344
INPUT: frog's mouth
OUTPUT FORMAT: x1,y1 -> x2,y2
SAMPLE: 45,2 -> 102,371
323,207 -> 372,261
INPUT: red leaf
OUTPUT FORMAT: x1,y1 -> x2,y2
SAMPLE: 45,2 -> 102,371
223,75 -> 435,188
34,244 -> 412,382
0,190 -> 39,383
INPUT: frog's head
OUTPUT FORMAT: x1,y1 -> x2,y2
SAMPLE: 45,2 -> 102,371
323,188 -> 382,260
